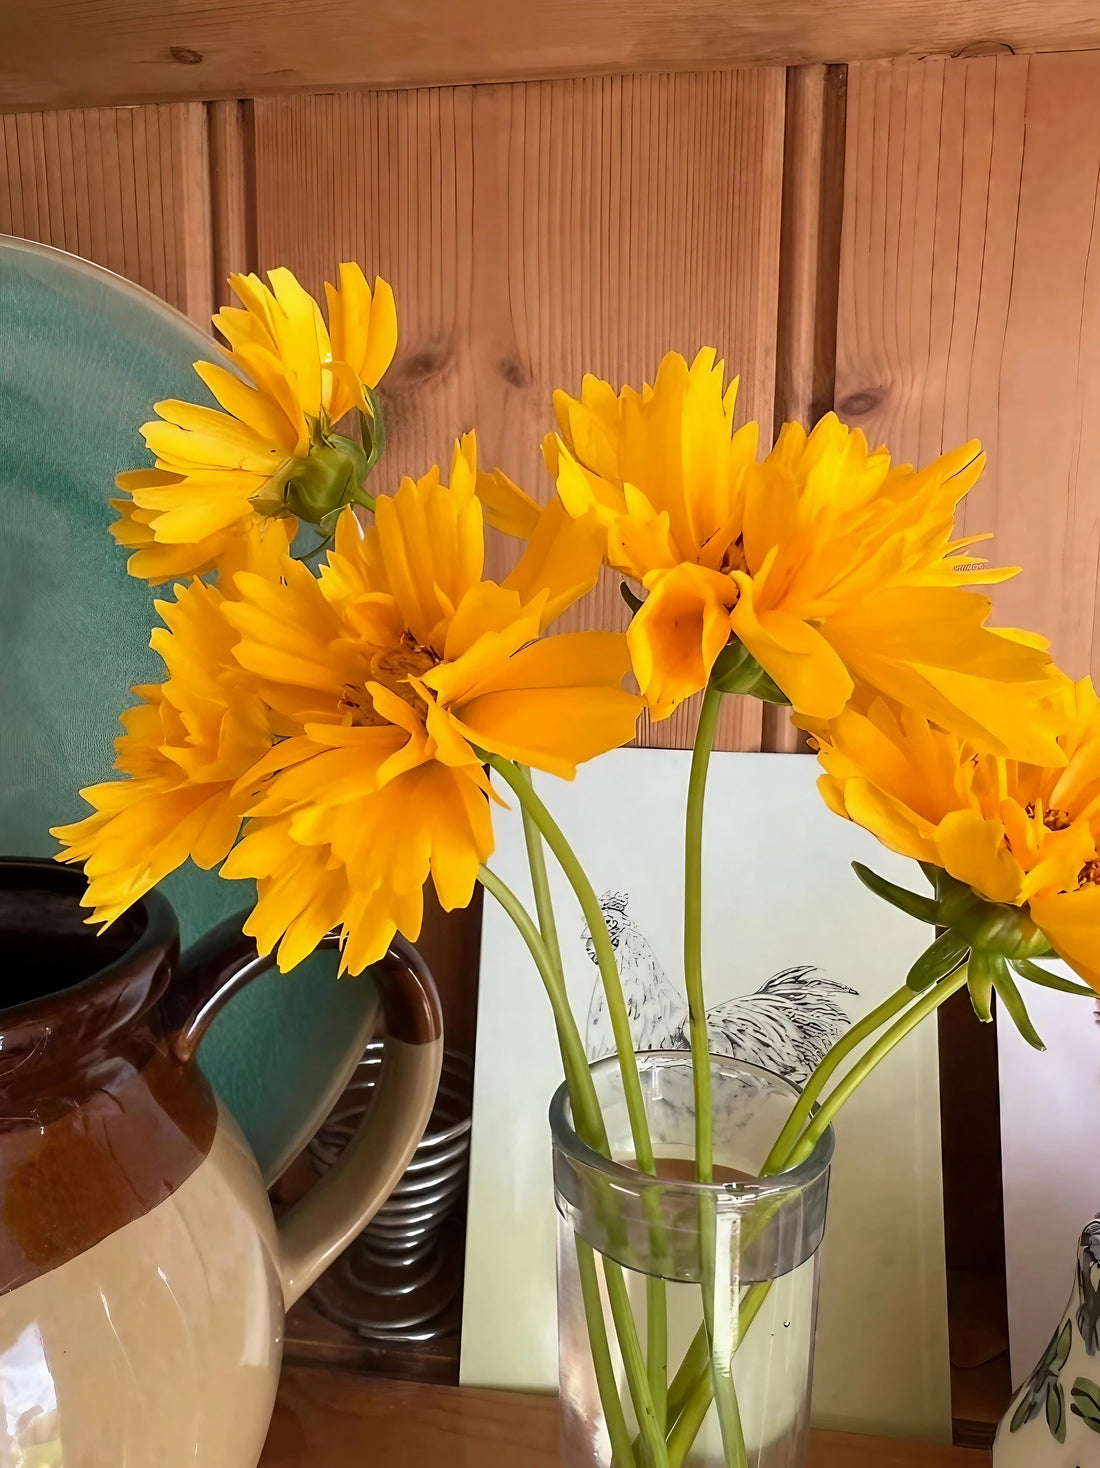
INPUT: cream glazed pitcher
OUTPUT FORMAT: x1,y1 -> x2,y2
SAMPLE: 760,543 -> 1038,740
0,858 -> 443,1467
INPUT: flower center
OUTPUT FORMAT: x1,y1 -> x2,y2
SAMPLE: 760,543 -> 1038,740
1024,802 -> 1072,832
718,534 -> 748,576
339,633 -> 441,727
1077,859 -> 1100,889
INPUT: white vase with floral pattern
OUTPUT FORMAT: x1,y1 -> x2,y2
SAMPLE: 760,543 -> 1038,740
994,1213 -> 1100,1465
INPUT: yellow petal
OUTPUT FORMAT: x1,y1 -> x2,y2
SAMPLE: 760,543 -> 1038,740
628,563 -> 739,721
1029,885 -> 1100,993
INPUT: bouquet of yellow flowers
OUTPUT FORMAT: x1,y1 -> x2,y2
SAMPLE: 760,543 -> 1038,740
57,263 -> 1099,1468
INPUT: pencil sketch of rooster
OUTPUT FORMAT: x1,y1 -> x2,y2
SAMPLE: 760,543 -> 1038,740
583,891 -> 858,1087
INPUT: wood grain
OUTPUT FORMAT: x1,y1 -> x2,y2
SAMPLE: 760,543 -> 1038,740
6,1 -> 1100,111
0,103 -> 213,323
259,1369 -> 992,1467
208,98 -> 255,303
251,74 -> 786,753
765,62 -> 848,752
835,52 -> 1100,681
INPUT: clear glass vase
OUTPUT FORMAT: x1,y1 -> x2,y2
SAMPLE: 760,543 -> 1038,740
551,1052 -> 834,1468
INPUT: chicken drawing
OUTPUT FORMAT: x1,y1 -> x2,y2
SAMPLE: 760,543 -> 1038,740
583,891 -> 858,1087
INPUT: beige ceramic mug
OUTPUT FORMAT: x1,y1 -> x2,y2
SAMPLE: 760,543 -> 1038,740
0,858 -> 443,1467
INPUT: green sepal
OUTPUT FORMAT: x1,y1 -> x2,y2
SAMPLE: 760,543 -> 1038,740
907,930 -> 970,992
1011,958 -> 1096,998
967,947 -> 996,1023
918,861 -> 942,891
360,385 -> 387,475
851,862 -> 939,924
620,582 -> 644,614
991,960 -> 1046,1051
710,641 -> 790,705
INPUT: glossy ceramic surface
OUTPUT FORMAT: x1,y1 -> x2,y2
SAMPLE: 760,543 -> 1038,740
993,1211 -> 1100,1465
0,861 -> 443,1468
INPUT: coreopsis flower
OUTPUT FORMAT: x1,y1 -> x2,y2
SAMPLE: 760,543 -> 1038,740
488,349 -> 1069,763
52,576 -> 275,924
113,263 -> 397,580
58,434 -> 639,973
221,434 -> 641,972
813,682 -> 1100,1020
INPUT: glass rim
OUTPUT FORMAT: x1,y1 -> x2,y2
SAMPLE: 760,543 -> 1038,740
548,1050 -> 835,1201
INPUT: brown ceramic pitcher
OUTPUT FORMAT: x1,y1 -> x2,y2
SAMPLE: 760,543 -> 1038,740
0,858 -> 443,1467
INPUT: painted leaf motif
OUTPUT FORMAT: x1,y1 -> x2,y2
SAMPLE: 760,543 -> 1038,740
1046,1380 -> 1066,1444
1010,1321 -> 1075,1432
1071,1376 -> 1100,1433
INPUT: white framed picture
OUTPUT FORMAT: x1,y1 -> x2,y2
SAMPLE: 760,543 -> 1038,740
461,748 -> 953,1444
998,979 -> 1100,1383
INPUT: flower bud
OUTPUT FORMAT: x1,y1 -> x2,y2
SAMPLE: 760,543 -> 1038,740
252,433 -> 370,527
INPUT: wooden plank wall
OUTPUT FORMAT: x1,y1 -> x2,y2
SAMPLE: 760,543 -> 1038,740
836,52 -> 1100,681
1,104 -> 214,322
249,75 -> 786,753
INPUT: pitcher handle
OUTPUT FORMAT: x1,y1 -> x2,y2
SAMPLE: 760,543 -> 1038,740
165,914 -> 443,1308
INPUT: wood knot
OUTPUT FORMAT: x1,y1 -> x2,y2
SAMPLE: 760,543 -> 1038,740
498,357 -> 529,390
837,388 -> 884,417
170,46 -> 204,64
953,40 -> 1015,58
400,346 -> 449,385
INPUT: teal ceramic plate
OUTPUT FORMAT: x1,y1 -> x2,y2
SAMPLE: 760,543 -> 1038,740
0,236 -> 379,1179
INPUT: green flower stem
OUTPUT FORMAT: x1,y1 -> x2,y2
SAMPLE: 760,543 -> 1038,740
758,984 -> 916,1176
491,757 -> 673,1455
667,1285 -> 770,1467
783,967 -> 969,1170
479,867 -> 638,1463
487,755 -> 656,1172
576,1240 -> 639,1468
666,971 -> 968,1461
518,764 -> 565,976
477,865 -> 606,1149
666,1329 -> 710,1427
682,682 -> 747,1468
684,681 -> 724,1183
605,1260 -> 671,1468
481,790 -> 669,1465
512,773 -> 668,1434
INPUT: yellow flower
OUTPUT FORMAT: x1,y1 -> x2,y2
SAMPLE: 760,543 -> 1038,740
109,490 -> 295,584
220,433 -> 642,972
114,264 -> 397,579
526,349 -> 1066,762
52,578 -> 273,924
815,683 -> 1100,994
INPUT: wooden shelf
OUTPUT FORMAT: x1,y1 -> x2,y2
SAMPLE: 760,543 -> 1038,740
5,1 -> 1100,112
260,1368 -> 994,1467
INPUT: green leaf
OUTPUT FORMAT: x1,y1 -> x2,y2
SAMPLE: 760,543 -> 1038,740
1012,958 -> 1096,998
907,930 -> 970,992
619,581 -> 644,614
1046,1380 -> 1066,1444
1071,1377 -> 1100,1432
967,947 -> 996,1024
851,863 -> 939,924
992,960 -> 1046,1051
